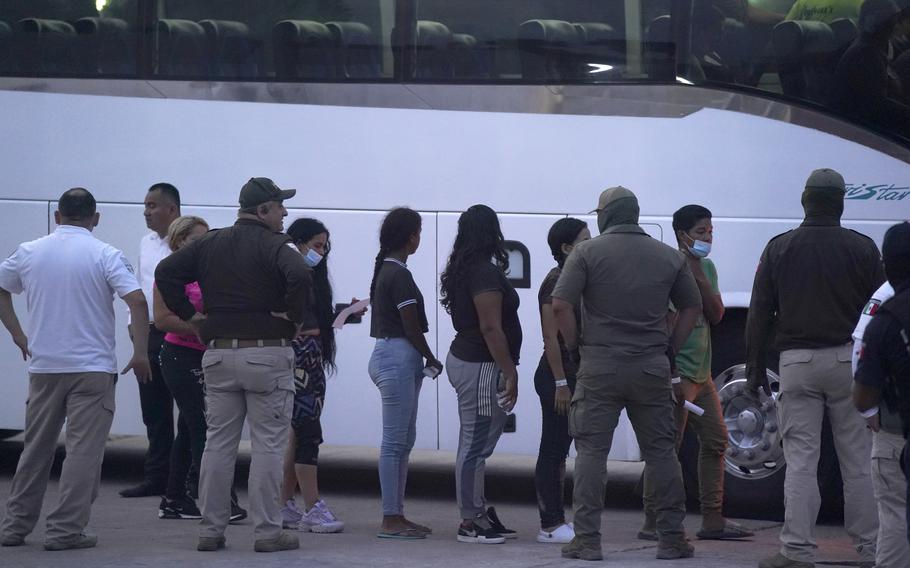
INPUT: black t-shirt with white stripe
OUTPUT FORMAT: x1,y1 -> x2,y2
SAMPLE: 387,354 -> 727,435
370,258 -> 428,338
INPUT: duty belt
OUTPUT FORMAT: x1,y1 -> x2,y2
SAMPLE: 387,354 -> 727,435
207,338 -> 291,349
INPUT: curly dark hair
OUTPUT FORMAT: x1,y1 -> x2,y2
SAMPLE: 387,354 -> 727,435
369,208 -> 423,300
439,204 -> 509,314
287,217 -> 336,372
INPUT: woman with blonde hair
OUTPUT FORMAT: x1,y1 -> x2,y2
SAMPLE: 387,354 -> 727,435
153,216 -> 246,522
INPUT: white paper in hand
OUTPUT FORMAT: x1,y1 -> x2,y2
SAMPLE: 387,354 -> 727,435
683,400 -> 705,416
332,298 -> 370,330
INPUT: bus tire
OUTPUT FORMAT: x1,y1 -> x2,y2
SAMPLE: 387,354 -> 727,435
677,364 -> 844,522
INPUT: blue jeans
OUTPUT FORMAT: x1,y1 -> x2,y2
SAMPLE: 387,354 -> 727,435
368,338 -> 424,516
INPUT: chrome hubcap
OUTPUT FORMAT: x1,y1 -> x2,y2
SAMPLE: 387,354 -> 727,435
716,364 -> 785,481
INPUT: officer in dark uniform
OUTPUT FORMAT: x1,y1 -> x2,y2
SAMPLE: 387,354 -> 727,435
156,177 -> 312,553
854,221 -> 910,546
745,168 -> 884,568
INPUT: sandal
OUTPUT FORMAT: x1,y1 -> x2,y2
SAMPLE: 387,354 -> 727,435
376,527 -> 427,540
404,519 -> 432,534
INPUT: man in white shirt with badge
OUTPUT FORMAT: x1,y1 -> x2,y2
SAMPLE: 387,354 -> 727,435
0,188 -> 150,550
121,183 -> 181,498
852,281 -> 907,568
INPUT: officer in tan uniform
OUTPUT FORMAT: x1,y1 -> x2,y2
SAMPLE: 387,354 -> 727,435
551,186 -> 702,561
746,168 -> 882,568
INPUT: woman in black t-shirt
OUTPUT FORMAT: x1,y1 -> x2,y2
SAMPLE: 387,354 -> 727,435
367,207 -> 442,540
534,218 -> 590,544
439,204 -> 522,544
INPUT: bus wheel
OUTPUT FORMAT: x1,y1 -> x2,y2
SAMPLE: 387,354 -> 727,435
716,364 -> 786,520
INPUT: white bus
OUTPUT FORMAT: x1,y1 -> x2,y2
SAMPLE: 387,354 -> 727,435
0,0 -> 907,517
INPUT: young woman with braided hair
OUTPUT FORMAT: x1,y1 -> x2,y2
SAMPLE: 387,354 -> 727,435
368,207 -> 441,539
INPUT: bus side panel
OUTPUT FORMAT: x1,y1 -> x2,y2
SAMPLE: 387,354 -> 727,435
0,201 -> 52,431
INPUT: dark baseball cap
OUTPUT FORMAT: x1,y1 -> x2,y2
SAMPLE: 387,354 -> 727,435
239,177 -> 296,209
804,168 -> 846,192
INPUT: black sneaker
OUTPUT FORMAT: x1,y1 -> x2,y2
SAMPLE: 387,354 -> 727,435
229,498 -> 248,524
485,507 -> 517,539
457,521 -> 505,544
159,496 -> 202,520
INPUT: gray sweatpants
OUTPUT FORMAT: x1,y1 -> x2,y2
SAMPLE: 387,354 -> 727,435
0,372 -> 115,544
446,353 -> 508,520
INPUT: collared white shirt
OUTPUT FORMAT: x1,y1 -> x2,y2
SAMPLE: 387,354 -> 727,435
0,225 -> 140,374
136,231 -> 171,320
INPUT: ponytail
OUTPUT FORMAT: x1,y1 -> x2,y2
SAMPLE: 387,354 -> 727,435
369,246 -> 388,300
371,208 -> 423,300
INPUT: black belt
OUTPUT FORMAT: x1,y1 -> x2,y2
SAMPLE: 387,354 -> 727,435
207,338 -> 290,349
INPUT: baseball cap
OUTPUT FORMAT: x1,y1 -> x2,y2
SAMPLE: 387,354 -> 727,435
239,177 -> 296,209
589,186 -> 637,213
804,168 -> 846,193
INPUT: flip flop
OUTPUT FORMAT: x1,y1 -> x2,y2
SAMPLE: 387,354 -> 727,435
405,520 -> 432,534
696,521 -> 754,540
376,528 -> 427,540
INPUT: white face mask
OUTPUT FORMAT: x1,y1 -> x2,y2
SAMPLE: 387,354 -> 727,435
684,233 -> 712,258
304,249 -> 323,267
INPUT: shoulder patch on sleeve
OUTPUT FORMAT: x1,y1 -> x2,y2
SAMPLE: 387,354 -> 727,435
863,299 -> 882,316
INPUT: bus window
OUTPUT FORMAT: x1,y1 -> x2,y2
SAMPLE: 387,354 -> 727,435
153,0 -> 395,80
412,0 -> 639,81
0,0 -> 137,76
681,0 -> 910,141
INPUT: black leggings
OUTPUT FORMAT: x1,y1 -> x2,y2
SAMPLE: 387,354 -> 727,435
533,355 -> 576,528
160,342 -> 206,500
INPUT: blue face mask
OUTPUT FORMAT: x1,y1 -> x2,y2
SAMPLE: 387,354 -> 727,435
303,249 -> 323,267
685,234 -> 712,258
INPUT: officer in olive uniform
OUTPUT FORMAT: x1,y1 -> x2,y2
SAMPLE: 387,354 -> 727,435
551,186 -> 702,561
854,221 -> 910,548
746,168 -> 883,568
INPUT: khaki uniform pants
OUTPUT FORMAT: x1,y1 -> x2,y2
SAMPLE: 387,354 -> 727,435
198,346 -> 294,541
643,377 -> 728,526
871,430 -> 909,568
0,373 -> 115,543
777,344 -> 877,563
571,357 -> 687,544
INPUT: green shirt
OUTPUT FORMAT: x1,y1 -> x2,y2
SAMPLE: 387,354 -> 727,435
675,258 -> 719,384
784,0 -> 861,23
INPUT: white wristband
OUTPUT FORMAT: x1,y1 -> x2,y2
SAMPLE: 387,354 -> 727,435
671,377 -> 682,384
861,406 -> 880,419
555,379 -> 568,387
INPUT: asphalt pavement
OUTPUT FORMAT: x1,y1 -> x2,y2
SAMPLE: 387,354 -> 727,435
0,436 -> 867,568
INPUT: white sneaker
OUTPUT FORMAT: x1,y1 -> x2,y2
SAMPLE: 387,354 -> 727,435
281,499 -> 303,529
298,500 -> 344,533
537,523 -> 575,544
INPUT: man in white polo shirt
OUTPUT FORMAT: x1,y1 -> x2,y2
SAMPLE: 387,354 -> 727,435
121,182 -> 181,498
0,188 -> 150,551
